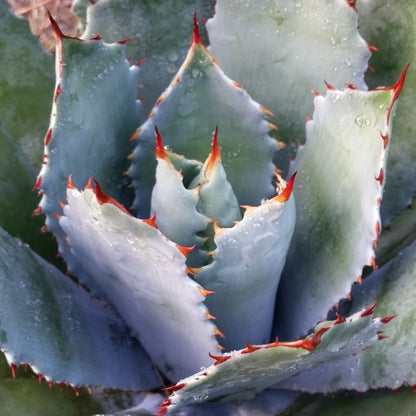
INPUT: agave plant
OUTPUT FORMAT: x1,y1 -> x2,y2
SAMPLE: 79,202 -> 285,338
2,0 -> 416,415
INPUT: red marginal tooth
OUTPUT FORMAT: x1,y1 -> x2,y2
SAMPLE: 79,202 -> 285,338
48,381 -> 54,390
334,313 -> 346,325
259,104 -> 274,116
67,174 -> 75,189
375,168 -> 384,186
155,127 -> 168,160
90,34 -> 102,40
357,275 -> 363,285
241,342 -> 262,354
375,220 -> 381,237
367,44 -> 379,52
265,337 -> 280,348
41,225 -> 48,233
214,327 -> 226,339
129,128 -> 141,142
206,311 -> 216,320
22,364 -> 27,372
92,178 -> 132,216
163,382 -> 186,392
54,83 -> 64,102
192,13 -> 202,45
378,334 -> 389,340
45,129 -> 52,146
117,37 -> 134,45
347,1 -> 357,11
360,301 -> 377,317
380,132 -> 389,149
176,244 -> 194,257
233,80 -> 243,89
134,57 -> 146,67
371,256 -> 377,270
155,408 -> 168,415
160,399 -> 172,407
274,172 -> 297,203
38,374 -> 43,383
206,127 -> 221,173
32,175 -> 42,192
209,352 -> 231,365
143,213 -> 158,229
324,81 -> 335,90
311,88 -> 320,96
380,315 -> 396,324
10,363 -> 16,378
198,286 -> 215,297
32,206 -> 42,216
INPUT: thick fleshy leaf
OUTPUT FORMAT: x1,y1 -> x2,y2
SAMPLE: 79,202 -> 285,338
130,19 -> 278,217
194,177 -> 296,351
60,183 -> 219,382
275,76 -> 405,340
207,0 -> 370,169
77,0 -> 216,118
162,310 -> 385,414
36,19 -> 140,293
281,388 -> 416,416
189,129 -> 242,228
276,236 -> 416,394
357,0 -> 416,224
0,3 -> 58,261
1,2 -> 54,166
151,131 -> 209,248
0,226 -> 158,389
0,352 -> 102,416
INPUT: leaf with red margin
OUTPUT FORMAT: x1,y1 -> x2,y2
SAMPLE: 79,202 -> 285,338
275,69 -> 407,341
0,227 -> 158,390
35,16 -> 141,295
162,309 -> 385,413
194,175 -> 296,352
130,17 -> 278,218
207,0 -> 371,172
59,181 -> 219,382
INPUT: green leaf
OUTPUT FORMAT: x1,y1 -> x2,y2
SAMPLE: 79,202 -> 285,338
357,0 -> 416,224
207,0 -> 370,170
275,80 -> 403,340
282,388 -> 416,416
163,310 -> 384,413
0,352 -> 102,416
0,2 -> 54,166
0,3 -> 58,262
60,183 -> 219,382
78,0 -> 216,118
130,22 -> 278,217
0,227 -> 158,389
36,20 -> 140,293
194,177 -> 296,351
277,239 -> 416,393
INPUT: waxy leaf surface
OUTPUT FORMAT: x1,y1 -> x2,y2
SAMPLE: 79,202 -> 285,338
207,0 -> 370,169
276,83 -> 400,340
79,0 -> 216,118
60,185 -> 219,382
164,311 -> 384,413
0,227 -> 158,389
195,184 -> 296,351
36,28 -> 140,294
130,24 -> 277,217
357,0 -> 416,224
